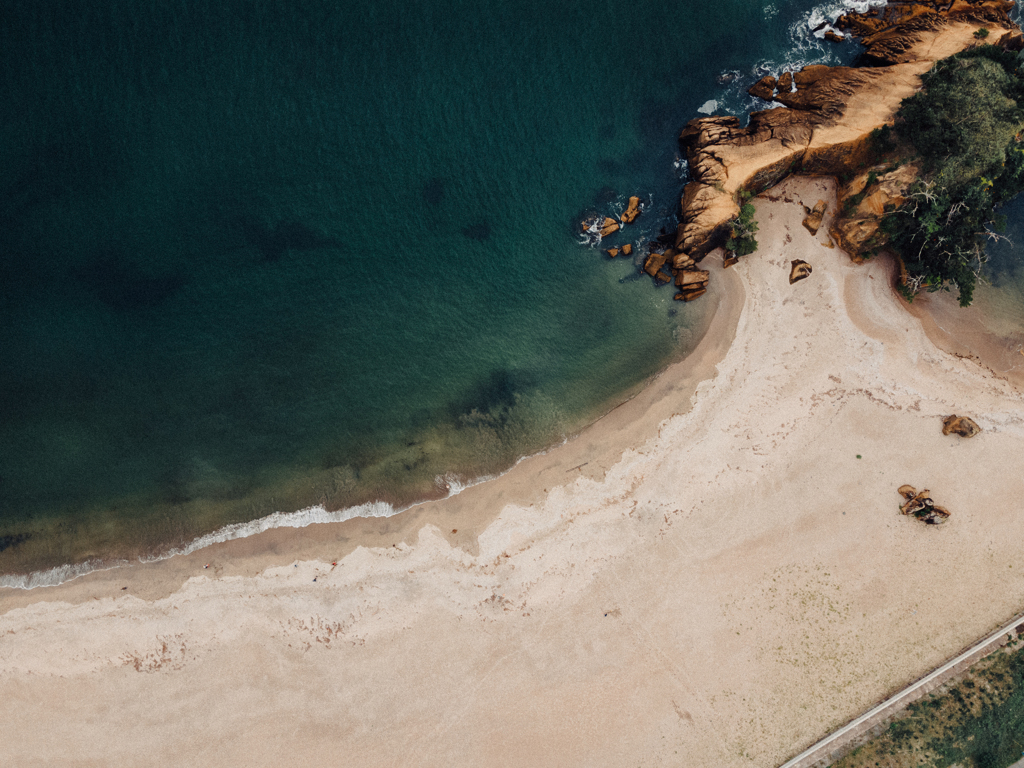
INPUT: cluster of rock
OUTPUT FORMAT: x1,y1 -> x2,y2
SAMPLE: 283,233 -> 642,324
671,0 -> 1019,277
583,196 -> 643,242
898,484 -> 951,525
638,248 -> 710,301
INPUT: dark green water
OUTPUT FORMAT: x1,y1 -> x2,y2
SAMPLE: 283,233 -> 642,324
0,0 -> 980,583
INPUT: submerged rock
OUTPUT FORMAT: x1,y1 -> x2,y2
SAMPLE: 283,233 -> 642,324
942,415 -> 982,438
789,259 -> 813,284
643,250 -> 671,278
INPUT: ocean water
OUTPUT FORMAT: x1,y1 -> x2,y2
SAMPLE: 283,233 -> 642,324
3,0 -> 1016,583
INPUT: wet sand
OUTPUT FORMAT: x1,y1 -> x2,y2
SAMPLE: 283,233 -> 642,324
2,176 -> 1023,767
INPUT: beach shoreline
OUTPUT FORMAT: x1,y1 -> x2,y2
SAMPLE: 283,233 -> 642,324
0,243 -> 741,606
3,176 -> 1024,766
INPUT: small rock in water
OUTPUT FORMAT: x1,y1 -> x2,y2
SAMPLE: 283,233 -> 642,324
619,196 -> 642,224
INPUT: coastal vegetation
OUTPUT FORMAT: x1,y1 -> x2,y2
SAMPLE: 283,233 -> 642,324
725,192 -> 759,257
883,45 -> 1024,306
834,635 -> 1024,768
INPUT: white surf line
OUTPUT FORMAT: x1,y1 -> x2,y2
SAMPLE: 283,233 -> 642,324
778,612 -> 1024,768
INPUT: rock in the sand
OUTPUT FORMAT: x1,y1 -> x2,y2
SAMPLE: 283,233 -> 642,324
748,75 -> 777,101
643,251 -> 670,278
942,415 -> 981,438
620,197 -> 641,224
606,247 -> 620,258
601,217 -> 620,237
897,485 -> 950,525
789,259 -> 813,284
802,199 -> 828,235
723,254 -> 740,268
622,243 -> 633,256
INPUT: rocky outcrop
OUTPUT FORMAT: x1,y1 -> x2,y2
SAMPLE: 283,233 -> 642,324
802,200 -> 828,235
836,0 -> 1015,65
749,75 -> 777,101
898,484 -> 951,524
789,260 -> 813,284
606,247 -> 620,258
622,243 -> 633,256
942,414 -> 982,438
675,0 -> 1016,269
832,161 -> 919,258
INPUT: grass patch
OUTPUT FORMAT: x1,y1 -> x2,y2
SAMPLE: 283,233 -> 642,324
833,637 -> 1024,768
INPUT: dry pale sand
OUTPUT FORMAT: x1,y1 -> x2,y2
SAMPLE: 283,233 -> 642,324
3,176 -> 1024,768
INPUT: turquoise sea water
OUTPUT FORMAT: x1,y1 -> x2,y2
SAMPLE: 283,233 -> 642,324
3,0 -> 1019,582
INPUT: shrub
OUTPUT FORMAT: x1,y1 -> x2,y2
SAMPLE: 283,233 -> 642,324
726,195 -> 759,256
886,45 -> 1024,305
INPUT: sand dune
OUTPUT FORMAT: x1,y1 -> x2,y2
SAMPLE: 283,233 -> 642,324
2,176 -> 1023,767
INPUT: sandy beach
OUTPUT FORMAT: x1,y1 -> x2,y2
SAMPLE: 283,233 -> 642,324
3,176 -> 1024,767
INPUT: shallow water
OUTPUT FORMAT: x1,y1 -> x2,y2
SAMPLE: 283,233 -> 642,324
2,0 -> 1021,581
